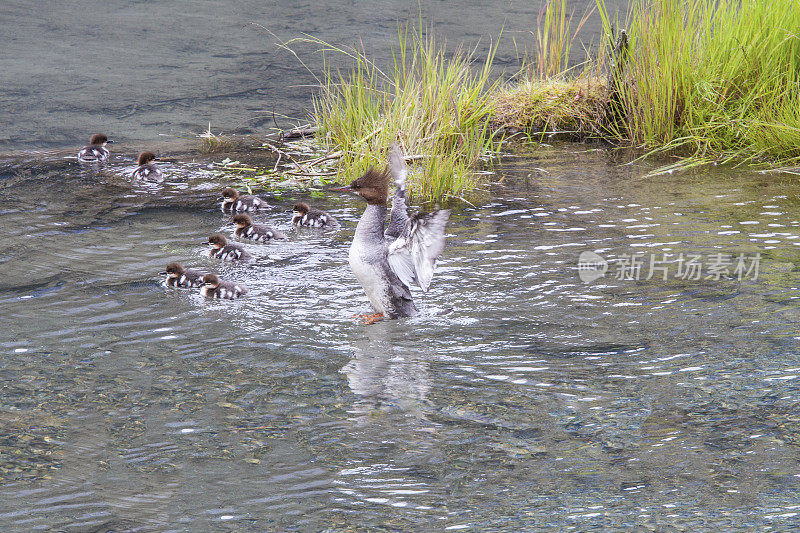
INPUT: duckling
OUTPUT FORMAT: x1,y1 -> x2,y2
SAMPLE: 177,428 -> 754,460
160,262 -> 206,288
132,151 -> 162,181
232,214 -> 287,243
206,233 -> 251,261
292,202 -> 338,227
199,273 -> 247,299
220,187 -> 268,213
77,134 -> 113,163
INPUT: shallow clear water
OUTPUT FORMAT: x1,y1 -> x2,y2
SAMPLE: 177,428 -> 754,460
2,146 -> 800,530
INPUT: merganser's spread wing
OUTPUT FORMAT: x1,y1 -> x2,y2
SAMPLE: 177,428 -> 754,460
387,209 -> 451,292
385,144 -> 410,239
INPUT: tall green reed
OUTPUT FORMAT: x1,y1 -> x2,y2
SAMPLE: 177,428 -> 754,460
536,0 -> 594,78
598,0 -> 800,168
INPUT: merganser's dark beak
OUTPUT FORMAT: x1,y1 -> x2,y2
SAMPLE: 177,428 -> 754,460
158,271 -> 167,275
217,196 -> 225,201
202,240 -> 211,244
330,185 -> 351,192
106,139 -> 114,144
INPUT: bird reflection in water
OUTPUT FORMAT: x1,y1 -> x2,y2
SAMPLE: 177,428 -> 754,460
341,321 -> 432,424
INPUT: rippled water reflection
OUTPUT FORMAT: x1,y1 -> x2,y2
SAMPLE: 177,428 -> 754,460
2,146 -> 800,530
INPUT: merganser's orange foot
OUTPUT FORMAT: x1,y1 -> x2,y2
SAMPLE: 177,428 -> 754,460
364,313 -> 384,325
353,312 -> 384,325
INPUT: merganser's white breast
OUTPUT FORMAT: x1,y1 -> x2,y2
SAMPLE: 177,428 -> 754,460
348,202 -> 418,318
349,229 -> 392,314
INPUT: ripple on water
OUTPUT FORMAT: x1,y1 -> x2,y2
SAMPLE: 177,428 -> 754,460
3,148 -> 800,529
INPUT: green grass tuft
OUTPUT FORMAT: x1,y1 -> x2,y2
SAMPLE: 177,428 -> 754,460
311,28 -> 499,201
535,0 -> 595,78
493,77 -> 608,137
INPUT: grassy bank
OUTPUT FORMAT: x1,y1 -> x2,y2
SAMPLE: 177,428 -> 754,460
600,0 -> 800,171
298,0 -> 800,199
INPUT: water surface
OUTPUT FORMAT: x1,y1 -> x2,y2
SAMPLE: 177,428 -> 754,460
2,145 -> 800,530
2,1 -> 798,529
0,0 -> 618,150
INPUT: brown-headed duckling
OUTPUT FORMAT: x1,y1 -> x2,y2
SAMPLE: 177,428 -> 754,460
291,202 -> 338,228
206,233 -> 251,261
232,213 -> 287,243
219,187 -> 268,213
132,151 -> 162,181
160,262 -> 206,288
199,273 -> 247,299
78,133 -> 113,163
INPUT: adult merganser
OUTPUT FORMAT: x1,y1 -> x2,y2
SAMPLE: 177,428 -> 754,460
199,273 -> 247,299
161,262 -> 205,288
206,234 -> 251,261
291,202 -> 338,227
220,187 -> 268,213
345,144 -> 450,321
77,134 -> 113,163
232,214 -> 287,242
132,151 -> 162,181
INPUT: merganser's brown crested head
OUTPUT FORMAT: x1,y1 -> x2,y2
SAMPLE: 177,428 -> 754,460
208,234 -> 227,249
293,202 -> 310,215
201,273 -> 220,288
90,134 -> 111,145
165,261 -> 185,278
349,167 -> 390,205
232,214 -> 252,228
221,188 -> 240,201
137,151 -> 157,165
